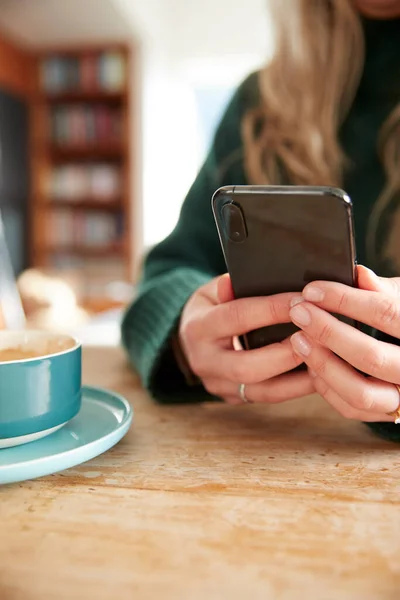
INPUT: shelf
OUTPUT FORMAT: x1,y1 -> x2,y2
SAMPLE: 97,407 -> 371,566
31,43 -> 134,283
44,198 -> 123,212
37,43 -> 129,58
42,243 -> 125,257
44,90 -> 126,104
49,144 -> 123,161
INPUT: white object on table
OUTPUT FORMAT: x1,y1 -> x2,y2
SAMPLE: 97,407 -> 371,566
71,308 -> 123,346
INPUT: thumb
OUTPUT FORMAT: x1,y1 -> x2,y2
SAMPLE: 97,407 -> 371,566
357,265 -> 400,298
217,273 -> 235,304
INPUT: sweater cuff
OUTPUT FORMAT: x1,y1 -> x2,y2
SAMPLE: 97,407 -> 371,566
121,267 -> 212,399
364,422 -> 400,443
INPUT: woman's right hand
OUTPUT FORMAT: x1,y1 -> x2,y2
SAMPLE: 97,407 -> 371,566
179,274 -> 315,404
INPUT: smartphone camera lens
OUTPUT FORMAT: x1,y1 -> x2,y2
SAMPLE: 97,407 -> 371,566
221,202 -> 247,243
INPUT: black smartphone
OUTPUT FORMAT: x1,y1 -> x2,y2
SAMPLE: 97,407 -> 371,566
212,185 -> 358,350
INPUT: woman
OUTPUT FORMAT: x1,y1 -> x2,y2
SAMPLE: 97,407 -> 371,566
122,0 -> 400,440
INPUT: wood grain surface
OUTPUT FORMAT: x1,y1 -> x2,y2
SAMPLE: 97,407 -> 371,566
1,346 -> 400,600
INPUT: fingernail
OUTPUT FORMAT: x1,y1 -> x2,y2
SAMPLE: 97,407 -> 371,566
309,369 -> 317,378
290,295 -> 305,307
290,332 -> 312,357
289,304 -> 311,326
303,286 -> 324,302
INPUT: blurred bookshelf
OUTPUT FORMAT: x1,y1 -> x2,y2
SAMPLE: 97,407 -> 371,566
30,44 -> 134,313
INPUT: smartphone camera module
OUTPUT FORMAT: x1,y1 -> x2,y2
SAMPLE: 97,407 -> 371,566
221,202 -> 247,243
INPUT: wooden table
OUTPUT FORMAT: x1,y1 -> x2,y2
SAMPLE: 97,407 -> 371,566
1,347 -> 400,600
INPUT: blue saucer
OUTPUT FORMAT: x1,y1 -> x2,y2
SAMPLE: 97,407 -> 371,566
0,386 -> 133,485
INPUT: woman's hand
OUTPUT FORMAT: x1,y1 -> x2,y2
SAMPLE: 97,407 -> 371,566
289,266 -> 400,422
179,274 -> 315,405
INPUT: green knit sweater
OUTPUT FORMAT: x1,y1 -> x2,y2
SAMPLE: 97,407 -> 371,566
122,17 -> 400,440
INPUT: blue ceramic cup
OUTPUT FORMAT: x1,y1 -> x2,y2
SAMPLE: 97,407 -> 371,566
0,331 -> 81,449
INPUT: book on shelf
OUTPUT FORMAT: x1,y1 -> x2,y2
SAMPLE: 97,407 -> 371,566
50,105 -> 122,146
48,164 -> 121,201
50,256 -> 126,281
41,51 -> 126,93
47,210 -> 123,248
99,53 -> 126,91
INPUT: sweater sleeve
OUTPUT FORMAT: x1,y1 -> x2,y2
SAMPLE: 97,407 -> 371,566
121,74 -> 258,402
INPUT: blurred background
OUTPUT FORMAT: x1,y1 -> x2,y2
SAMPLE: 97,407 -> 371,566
0,0 -> 272,344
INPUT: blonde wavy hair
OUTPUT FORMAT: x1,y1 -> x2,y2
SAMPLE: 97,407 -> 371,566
242,0 -> 400,269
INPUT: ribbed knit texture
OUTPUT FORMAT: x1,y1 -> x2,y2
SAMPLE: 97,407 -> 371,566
122,17 -> 400,440
121,268 -> 211,400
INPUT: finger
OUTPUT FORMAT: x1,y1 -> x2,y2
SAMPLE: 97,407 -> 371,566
202,377 -> 245,405
302,280 -> 400,339
311,373 -> 393,423
289,301 -> 400,383
223,396 -> 245,406
290,332 -> 400,414
203,371 -> 314,404
357,265 -> 383,293
217,273 -> 234,304
246,371 -> 315,403
357,265 -> 400,298
215,337 -> 304,384
207,292 -> 296,339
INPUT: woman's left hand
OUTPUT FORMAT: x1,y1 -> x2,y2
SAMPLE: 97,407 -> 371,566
289,265 -> 400,422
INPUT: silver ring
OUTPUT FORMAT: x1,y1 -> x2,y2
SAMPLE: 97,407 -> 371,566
239,383 -> 249,403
